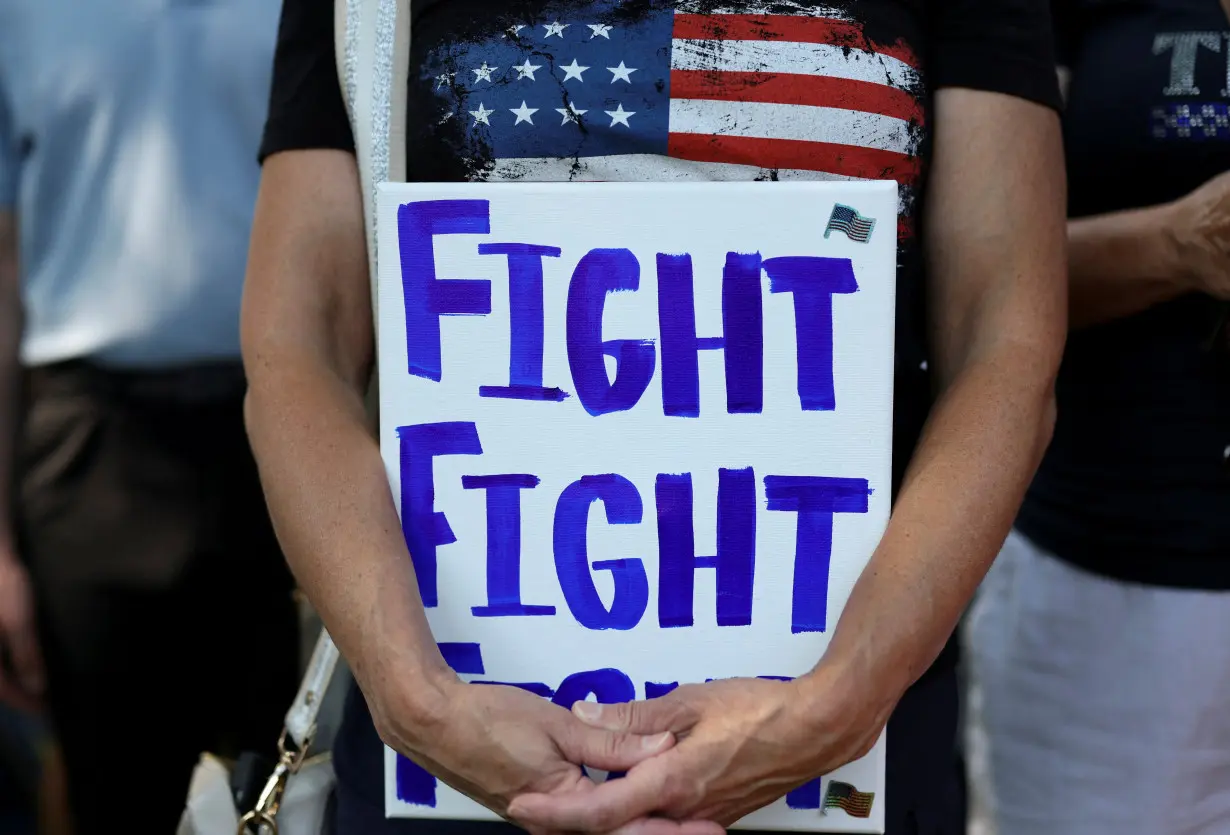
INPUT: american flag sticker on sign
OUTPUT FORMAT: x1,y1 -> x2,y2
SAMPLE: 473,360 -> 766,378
824,204 -> 877,243
823,782 -> 876,818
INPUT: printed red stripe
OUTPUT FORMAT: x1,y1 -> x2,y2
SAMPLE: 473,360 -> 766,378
672,14 -> 920,69
670,70 -> 924,124
668,132 -> 920,183
897,216 -> 914,241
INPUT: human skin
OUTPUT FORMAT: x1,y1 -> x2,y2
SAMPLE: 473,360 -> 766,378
511,86 -> 1069,833
243,85 -> 1066,833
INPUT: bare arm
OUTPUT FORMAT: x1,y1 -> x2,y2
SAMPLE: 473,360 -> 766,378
817,88 -> 1066,703
241,151 -> 453,723
242,150 -> 678,823
1064,173 -> 1230,328
508,88 -> 1068,834
1065,206 -> 1190,327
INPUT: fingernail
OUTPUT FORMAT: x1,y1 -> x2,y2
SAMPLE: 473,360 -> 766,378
641,731 -> 670,750
573,701 -> 601,721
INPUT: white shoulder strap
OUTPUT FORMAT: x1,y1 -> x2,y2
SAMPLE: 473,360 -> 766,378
285,630 -> 342,749
335,0 -> 410,302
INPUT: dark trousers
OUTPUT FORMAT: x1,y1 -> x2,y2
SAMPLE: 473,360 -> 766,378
15,361 -> 300,834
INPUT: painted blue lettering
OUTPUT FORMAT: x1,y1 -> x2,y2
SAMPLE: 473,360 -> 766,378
461,474 -> 556,618
552,668 -> 637,710
787,779 -> 823,809
657,252 -> 764,417
477,243 -> 569,402
398,200 -> 493,381
395,422 -> 483,608
644,681 -> 680,699
437,642 -> 485,674
566,249 -> 655,416
656,467 -> 757,628
765,476 -> 871,633
763,256 -> 858,411
553,474 -> 649,630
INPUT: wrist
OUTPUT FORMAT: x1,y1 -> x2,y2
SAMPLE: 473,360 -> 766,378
356,636 -> 460,746
345,600 -> 459,729
1155,200 -> 1205,291
795,648 -> 901,733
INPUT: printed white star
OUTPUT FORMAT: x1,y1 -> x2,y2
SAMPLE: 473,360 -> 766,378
605,103 -> 635,127
607,61 -> 637,83
556,103 -> 588,125
560,59 -> 589,82
512,59 -> 542,80
510,101 -> 539,125
469,103 -> 494,126
543,21 -> 569,37
587,23 -> 613,38
472,62 -> 498,83
507,24 -> 526,36
434,72 -> 455,90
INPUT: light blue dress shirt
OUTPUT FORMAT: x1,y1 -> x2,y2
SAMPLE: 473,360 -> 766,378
0,0 -> 281,368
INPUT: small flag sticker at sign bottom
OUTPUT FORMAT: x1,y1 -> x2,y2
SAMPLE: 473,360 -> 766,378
822,781 -> 876,818
824,204 -> 877,243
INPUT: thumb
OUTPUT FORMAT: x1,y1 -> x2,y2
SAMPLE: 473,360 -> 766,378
572,697 -> 689,734
557,721 -> 673,773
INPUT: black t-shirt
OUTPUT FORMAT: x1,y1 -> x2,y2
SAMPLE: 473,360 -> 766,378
1016,0 -> 1230,589
262,0 -> 1058,495
259,0 -> 1059,825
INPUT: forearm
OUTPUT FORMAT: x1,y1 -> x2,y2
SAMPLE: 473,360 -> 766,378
244,362 -> 453,706
0,211 -> 21,555
241,152 -> 455,729
817,346 -> 1055,700
1068,204 -> 1189,328
803,90 -> 1065,708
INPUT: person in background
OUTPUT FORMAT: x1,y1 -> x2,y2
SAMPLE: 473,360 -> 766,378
242,0 -> 1066,832
968,1 -> 1230,832
0,4 -> 299,831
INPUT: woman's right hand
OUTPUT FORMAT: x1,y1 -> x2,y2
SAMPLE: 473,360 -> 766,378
1165,171 -> 1230,300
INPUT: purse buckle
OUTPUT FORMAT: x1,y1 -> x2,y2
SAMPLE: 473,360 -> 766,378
237,728 -> 314,835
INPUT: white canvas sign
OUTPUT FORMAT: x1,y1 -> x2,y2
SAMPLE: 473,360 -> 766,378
376,181 -> 896,833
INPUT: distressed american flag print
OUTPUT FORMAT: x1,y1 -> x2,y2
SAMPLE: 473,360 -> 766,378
422,0 -> 925,195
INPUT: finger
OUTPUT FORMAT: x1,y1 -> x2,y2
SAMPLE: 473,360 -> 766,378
510,755 -> 674,832
559,722 -> 674,772
572,697 -> 692,734
678,820 -> 725,835
606,817 -> 725,835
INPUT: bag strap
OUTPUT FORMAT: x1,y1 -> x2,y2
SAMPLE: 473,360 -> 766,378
285,630 -> 341,750
238,630 -> 343,832
334,0 -> 411,313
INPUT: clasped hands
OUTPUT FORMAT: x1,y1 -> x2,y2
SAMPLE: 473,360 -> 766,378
374,666 -> 893,835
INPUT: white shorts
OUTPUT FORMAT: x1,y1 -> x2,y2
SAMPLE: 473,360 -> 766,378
965,530 -> 1230,835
